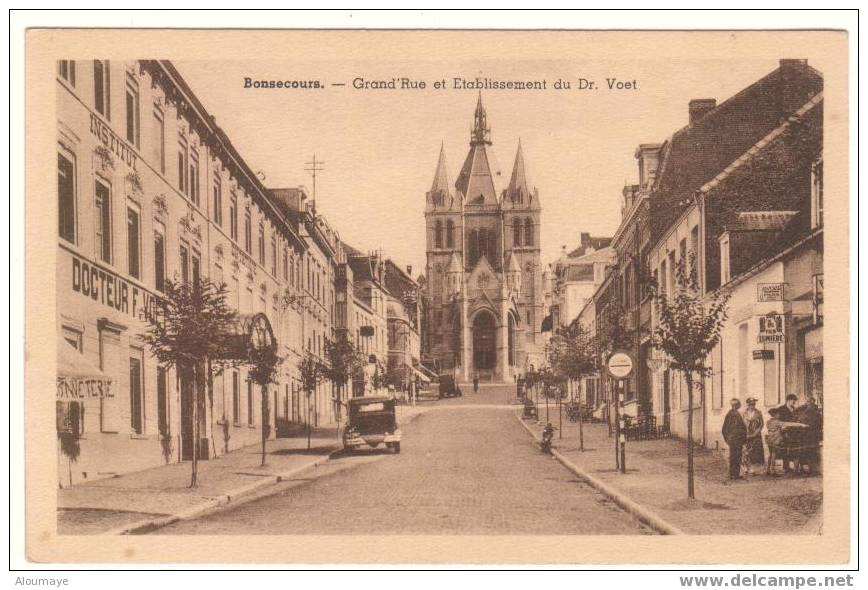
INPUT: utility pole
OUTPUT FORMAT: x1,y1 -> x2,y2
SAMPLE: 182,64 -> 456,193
305,154 -> 325,214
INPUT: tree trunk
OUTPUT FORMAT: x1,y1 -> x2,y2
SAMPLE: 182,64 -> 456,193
261,383 -> 269,467
307,390 -> 312,450
578,380 -> 585,452
190,363 -> 199,488
686,372 -> 695,500
207,359 -> 216,460
557,387 -> 562,438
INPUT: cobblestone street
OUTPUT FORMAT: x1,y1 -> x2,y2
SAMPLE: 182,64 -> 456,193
159,385 -> 652,535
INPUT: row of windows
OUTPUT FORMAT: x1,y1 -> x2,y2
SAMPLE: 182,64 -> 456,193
433,218 -> 535,251
59,60 -> 305,289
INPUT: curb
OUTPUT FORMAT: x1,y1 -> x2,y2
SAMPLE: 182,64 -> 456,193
104,408 -> 434,535
104,447 -> 341,536
514,411 -> 685,536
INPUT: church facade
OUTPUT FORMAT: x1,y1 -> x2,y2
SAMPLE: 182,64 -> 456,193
422,96 -> 543,383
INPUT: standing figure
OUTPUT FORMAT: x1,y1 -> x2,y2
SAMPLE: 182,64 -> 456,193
722,398 -> 747,480
473,375 -> 479,393
741,398 -> 765,475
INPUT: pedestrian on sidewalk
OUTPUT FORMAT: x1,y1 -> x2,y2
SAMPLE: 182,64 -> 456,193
722,398 -> 747,480
742,398 -> 765,475
473,375 -> 479,393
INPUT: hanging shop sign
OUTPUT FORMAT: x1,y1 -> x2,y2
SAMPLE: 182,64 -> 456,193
758,312 -> 785,343
606,350 -> 634,380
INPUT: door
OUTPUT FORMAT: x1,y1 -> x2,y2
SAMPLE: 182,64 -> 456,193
180,366 -> 194,460
662,369 -> 671,431
472,311 -> 496,370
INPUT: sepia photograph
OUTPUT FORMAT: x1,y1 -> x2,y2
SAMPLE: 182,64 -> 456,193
16,18 -> 853,569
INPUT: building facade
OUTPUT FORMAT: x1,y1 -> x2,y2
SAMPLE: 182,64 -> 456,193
421,95 -> 544,382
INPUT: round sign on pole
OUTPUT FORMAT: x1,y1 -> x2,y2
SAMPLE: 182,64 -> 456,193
606,351 -> 634,379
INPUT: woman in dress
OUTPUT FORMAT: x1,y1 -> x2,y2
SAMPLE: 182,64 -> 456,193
742,397 -> 765,475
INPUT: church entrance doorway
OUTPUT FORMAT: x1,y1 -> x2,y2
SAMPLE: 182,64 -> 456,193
473,311 -> 497,372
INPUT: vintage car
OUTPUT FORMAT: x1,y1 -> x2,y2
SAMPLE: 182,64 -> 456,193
438,374 -> 463,399
343,397 -> 401,453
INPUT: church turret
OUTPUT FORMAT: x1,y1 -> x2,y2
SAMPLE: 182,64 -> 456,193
471,91 -> 491,146
446,252 -> 463,296
504,139 -> 539,208
505,251 -> 522,295
427,142 -> 455,210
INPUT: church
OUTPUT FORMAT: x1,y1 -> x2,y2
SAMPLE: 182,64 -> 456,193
421,95 -> 543,383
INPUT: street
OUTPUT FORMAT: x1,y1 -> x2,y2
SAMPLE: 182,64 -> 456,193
158,385 -> 652,535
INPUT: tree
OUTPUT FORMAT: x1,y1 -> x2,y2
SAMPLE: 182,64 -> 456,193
299,351 -> 328,450
548,321 -> 597,450
248,344 -> 283,466
325,337 -> 365,420
142,278 -> 237,487
651,253 -> 729,499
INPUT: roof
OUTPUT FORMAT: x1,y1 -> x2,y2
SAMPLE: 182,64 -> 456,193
456,141 -> 501,205
649,60 -> 823,242
504,140 -> 536,206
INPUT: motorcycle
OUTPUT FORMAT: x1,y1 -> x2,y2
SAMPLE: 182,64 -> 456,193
541,424 -> 556,454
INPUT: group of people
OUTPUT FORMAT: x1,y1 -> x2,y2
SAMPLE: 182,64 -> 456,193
722,394 -> 823,481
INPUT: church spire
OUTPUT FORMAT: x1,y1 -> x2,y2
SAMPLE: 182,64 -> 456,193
506,139 -> 533,204
430,141 -> 452,195
471,91 -> 491,146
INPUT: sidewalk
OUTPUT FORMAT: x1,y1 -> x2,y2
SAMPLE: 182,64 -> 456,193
59,405 -> 430,535
520,413 -> 822,535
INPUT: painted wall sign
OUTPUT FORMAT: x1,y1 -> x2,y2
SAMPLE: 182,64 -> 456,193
757,282 -> 786,302
90,112 -> 139,171
66,248 -> 160,323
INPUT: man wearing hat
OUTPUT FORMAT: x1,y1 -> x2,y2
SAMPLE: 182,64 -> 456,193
742,398 -> 765,475
722,398 -> 747,480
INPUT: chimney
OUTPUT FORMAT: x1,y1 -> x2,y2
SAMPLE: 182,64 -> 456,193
580,232 -> 590,248
688,99 -> 717,125
634,143 -> 663,188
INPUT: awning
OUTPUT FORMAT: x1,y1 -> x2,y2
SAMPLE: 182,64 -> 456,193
410,365 -> 432,384
57,341 -> 113,401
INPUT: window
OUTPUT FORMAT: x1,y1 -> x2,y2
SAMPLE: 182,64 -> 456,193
244,209 -> 252,253
668,250 -> 676,294
189,149 -> 200,206
157,367 -> 169,436
94,179 -> 112,264
229,192 -> 238,240
151,109 -> 165,173
738,322 -> 749,399
127,205 -> 141,278
513,220 -> 522,247
434,220 -> 442,248
271,235 -> 277,276
446,219 -> 454,248
247,380 -> 254,425
258,223 -> 266,265
282,248 -> 289,281
58,60 -> 76,86
690,226 -> 700,283
62,327 -> 82,351
93,60 -> 110,119
811,158 -> 823,229
129,352 -> 144,434
192,250 -> 201,285
154,223 -> 166,292
679,238 -> 687,266
58,151 -> 76,243
524,218 -> 533,247
177,138 -> 188,194
232,372 -> 240,425
290,256 -> 295,287
180,244 -> 190,284
125,75 -> 140,147
659,259 -> 668,298
719,235 -> 731,284
212,175 -> 223,227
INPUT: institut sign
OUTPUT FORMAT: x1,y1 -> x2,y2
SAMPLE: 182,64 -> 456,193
90,112 -> 139,171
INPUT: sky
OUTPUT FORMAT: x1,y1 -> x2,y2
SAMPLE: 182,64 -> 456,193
175,58 -> 787,276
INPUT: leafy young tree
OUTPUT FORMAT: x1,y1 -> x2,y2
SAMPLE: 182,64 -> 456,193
248,344 -> 283,466
142,278 -> 238,487
299,351 -> 328,450
652,253 -> 729,499
548,321 -> 597,450
325,337 -> 365,419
